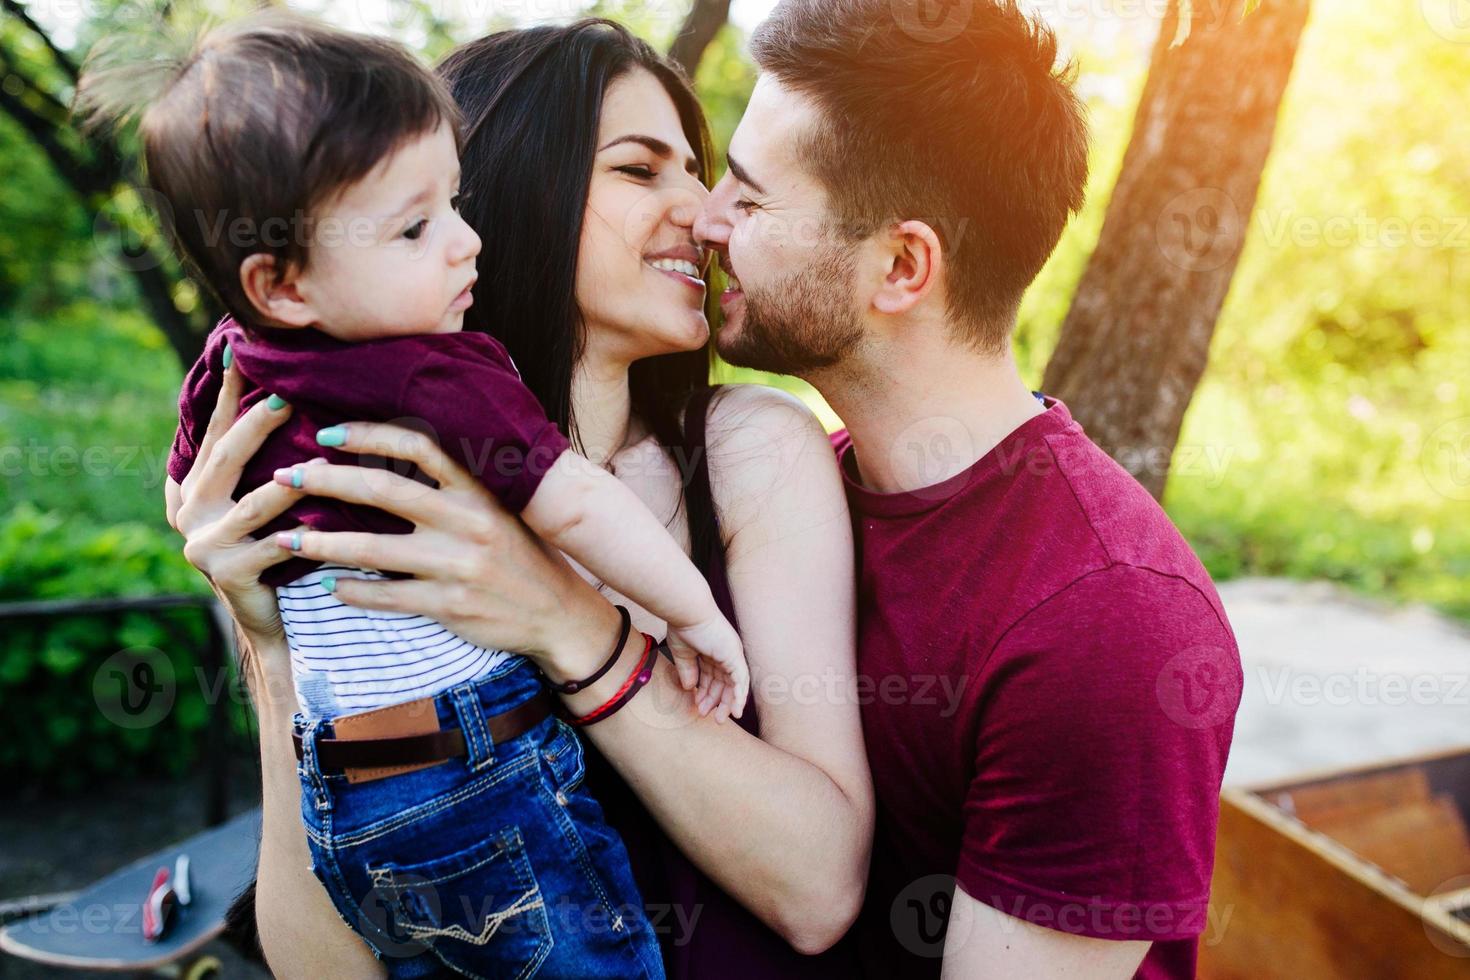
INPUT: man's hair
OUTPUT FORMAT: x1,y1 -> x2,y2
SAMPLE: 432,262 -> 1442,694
750,0 -> 1089,351
76,10 -> 463,323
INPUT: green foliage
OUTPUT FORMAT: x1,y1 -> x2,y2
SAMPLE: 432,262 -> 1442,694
0,504 -> 241,790
0,300 -> 214,786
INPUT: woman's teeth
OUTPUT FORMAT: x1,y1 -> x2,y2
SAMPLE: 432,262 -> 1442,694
647,258 -> 703,280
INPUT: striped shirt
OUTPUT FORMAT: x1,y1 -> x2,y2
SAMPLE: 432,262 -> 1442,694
279,564 -> 516,719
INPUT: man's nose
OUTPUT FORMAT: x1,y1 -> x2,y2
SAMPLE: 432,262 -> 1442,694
694,172 -> 736,250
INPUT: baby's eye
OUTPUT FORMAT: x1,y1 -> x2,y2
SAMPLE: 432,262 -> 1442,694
403,219 -> 428,241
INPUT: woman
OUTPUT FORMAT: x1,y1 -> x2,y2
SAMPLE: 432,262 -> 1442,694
167,20 -> 872,977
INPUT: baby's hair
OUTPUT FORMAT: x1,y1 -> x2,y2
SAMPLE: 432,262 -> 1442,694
75,8 -> 463,325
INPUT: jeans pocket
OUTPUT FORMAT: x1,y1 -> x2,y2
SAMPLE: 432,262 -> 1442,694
366,827 -> 552,980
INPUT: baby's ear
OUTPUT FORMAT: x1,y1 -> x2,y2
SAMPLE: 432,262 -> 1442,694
240,253 -> 314,328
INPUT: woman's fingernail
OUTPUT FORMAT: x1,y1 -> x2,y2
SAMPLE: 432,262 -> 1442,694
316,425 -> 348,447
321,576 -> 337,594
273,466 -> 307,489
276,532 -> 302,551
222,343 -> 234,370
267,394 -> 288,411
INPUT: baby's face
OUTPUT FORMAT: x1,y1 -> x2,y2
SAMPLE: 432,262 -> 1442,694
294,122 -> 481,341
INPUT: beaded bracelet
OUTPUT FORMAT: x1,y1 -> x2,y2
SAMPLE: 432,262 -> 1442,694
565,632 -> 659,728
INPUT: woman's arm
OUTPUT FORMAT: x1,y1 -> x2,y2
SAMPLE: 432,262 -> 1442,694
248,631 -> 389,980
569,384 -> 874,952
166,369 -> 385,979
280,390 -> 874,953
521,449 -> 746,715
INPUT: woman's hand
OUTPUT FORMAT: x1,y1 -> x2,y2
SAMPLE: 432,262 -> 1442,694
266,421 -> 616,676
167,361 -> 310,656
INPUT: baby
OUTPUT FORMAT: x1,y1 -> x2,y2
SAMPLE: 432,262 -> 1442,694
79,11 -> 742,978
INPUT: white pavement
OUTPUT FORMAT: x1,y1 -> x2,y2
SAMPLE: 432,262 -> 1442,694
1218,578 -> 1470,786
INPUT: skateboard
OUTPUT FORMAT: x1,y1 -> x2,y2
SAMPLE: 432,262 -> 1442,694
0,808 -> 261,977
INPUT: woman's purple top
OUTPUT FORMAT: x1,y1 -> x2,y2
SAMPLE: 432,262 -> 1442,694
583,385 -> 858,978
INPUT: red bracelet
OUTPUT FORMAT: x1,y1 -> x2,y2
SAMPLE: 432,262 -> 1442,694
563,632 -> 658,728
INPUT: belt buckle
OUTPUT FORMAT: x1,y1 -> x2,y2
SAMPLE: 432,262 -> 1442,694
332,696 -> 445,784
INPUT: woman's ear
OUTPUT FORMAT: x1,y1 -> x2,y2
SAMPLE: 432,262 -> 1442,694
240,253 -> 316,328
871,220 -> 942,316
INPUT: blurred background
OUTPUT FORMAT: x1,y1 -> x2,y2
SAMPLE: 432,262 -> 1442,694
0,0 -> 1467,973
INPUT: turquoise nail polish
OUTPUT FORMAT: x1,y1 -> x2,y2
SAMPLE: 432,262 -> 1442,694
267,394 -> 288,411
289,532 -> 302,551
316,425 -> 348,447
321,576 -> 337,594
222,343 -> 234,369
291,467 -> 305,490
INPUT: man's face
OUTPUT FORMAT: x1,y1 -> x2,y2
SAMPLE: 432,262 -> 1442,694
695,75 -> 865,376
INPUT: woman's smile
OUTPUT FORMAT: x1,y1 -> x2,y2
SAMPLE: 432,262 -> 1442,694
645,244 -> 706,295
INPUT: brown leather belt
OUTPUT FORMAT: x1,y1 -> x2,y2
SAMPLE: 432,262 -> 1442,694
294,690 -> 554,784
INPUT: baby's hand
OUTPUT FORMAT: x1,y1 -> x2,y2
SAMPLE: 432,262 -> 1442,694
665,617 -> 748,722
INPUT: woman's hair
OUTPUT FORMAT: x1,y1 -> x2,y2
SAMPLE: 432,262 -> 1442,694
74,8 -> 462,325
437,19 -> 718,558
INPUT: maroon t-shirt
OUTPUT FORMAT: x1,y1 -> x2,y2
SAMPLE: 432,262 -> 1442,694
833,399 -> 1241,979
168,318 -> 570,586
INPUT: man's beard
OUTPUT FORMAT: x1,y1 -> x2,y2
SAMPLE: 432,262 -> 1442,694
717,240 -> 864,376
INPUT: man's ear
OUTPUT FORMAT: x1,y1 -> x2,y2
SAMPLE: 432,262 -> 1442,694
239,253 -> 316,328
871,220 -> 942,316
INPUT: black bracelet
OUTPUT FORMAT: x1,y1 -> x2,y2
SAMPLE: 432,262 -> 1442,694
540,605 -> 632,695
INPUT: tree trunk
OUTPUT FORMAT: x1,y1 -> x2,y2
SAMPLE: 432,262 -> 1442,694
668,0 -> 731,80
1042,0 -> 1311,500
1,0 -> 211,366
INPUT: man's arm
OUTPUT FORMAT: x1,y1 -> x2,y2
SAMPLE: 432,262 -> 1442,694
942,886 -> 1149,979
951,565 -> 1241,974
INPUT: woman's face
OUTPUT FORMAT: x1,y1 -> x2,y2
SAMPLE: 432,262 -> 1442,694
576,69 -> 711,366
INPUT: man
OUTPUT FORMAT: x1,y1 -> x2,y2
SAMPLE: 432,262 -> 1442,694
694,1 -> 1244,976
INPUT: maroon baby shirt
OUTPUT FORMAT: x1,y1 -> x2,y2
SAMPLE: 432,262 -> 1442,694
168,318 -> 570,586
